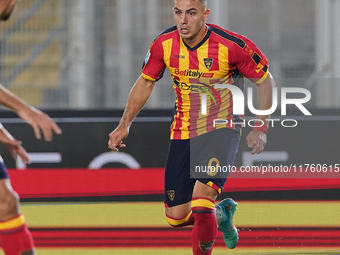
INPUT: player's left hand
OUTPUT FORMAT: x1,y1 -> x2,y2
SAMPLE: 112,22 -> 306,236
0,127 -> 30,164
17,106 -> 62,142
246,130 -> 267,155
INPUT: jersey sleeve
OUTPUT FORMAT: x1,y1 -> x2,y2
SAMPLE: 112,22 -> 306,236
141,39 -> 166,82
231,36 -> 269,84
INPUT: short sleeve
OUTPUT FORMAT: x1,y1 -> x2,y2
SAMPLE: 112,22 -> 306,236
232,36 -> 269,84
141,39 -> 166,81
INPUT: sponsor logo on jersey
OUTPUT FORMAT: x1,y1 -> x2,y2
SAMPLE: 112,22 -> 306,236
173,54 -> 185,59
202,73 -> 214,78
174,69 -> 214,79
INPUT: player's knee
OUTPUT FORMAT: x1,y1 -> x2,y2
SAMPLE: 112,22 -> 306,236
165,208 -> 193,227
165,213 -> 187,227
0,190 -> 19,218
193,181 -> 220,200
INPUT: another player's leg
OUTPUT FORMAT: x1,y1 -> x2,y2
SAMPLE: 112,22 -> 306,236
0,162 -> 35,255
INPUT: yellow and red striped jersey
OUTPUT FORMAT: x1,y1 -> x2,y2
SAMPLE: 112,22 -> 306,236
142,24 -> 269,140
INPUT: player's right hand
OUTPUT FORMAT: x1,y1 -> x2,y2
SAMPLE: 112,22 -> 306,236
108,126 -> 129,151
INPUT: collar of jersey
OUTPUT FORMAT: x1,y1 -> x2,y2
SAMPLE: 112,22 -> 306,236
181,25 -> 211,52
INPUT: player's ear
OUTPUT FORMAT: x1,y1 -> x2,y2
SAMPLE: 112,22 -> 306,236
203,9 -> 210,22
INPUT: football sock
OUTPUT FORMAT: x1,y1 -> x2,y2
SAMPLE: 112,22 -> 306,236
0,214 -> 35,255
191,197 -> 217,255
166,209 -> 195,227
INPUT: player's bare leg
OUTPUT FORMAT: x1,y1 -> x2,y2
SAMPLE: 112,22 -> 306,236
192,181 -> 218,200
165,202 -> 191,220
0,179 -> 36,255
0,179 -> 19,220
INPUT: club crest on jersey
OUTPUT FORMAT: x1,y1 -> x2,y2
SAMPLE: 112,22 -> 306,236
167,190 -> 175,201
204,58 -> 213,70
199,240 -> 214,253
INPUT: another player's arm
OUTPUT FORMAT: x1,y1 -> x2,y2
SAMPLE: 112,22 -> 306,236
246,72 -> 275,155
0,123 -> 30,164
108,75 -> 156,151
0,84 -> 62,141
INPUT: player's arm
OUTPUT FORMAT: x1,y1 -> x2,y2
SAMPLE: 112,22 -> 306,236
246,72 -> 275,155
0,123 -> 30,164
0,84 -> 62,141
108,75 -> 156,151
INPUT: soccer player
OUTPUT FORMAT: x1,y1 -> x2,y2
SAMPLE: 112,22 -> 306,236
0,1 -> 62,254
108,0 -> 274,254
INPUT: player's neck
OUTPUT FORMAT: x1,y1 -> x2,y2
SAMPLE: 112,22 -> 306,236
183,25 -> 208,47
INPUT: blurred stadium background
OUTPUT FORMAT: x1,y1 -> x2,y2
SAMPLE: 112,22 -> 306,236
0,0 -> 340,254
1,0 -> 340,109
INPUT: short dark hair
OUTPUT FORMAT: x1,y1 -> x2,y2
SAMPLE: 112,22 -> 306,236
198,0 -> 207,8
174,0 -> 208,8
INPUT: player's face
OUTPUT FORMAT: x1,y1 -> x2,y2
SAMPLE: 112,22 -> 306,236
0,0 -> 17,21
173,0 -> 210,45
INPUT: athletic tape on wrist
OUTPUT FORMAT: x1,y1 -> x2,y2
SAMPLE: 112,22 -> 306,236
252,123 -> 267,134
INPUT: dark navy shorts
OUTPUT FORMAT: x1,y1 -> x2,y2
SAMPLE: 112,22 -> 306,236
164,128 -> 240,207
0,156 -> 9,179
